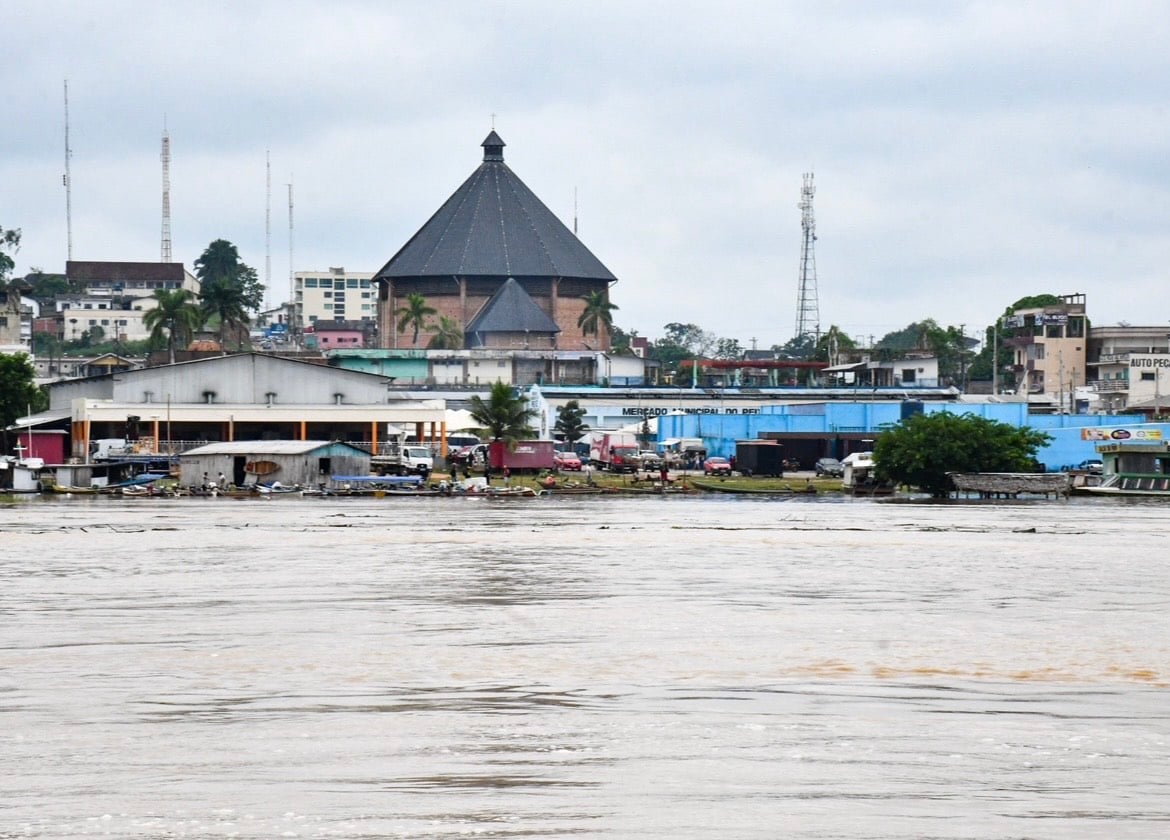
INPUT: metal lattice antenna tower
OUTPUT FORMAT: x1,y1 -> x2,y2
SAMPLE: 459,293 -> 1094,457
265,151 -> 271,310
160,123 -> 172,262
794,172 -> 820,347
64,80 -> 73,262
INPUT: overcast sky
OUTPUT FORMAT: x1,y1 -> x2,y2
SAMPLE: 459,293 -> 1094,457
5,1 -> 1170,349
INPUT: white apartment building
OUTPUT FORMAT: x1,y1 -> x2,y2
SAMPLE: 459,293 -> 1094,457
1087,325 -> 1170,414
293,268 -> 376,334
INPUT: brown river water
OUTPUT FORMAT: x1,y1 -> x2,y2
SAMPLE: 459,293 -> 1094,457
1,492 -> 1168,838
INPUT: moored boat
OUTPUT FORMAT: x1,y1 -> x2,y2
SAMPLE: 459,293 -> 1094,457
1078,440 -> 1170,497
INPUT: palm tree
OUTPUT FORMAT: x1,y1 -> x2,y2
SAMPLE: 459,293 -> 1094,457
395,293 -> 437,347
426,315 -> 464,350
194,239 -> 242,286
577,290 -> 619,341
468,381 -> 537,447
200,277 -> 251,353
143,288 -> 202,364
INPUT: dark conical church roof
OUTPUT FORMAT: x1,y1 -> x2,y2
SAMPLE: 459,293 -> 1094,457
375,133 -> 617,282
465,277 -> 561,336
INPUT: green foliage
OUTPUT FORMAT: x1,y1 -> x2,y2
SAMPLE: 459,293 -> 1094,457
773,333 -> 815,360
143,288 -> 203,363
0,225 -> 20,286
22,270 -> 72,300
577,290 -> 619,341
425,315 -> 463,350
195,240 -> 262,353
396,292 -> 436,346
713,337 -> 743,360
874,319 -> 971,385
468,381 -> 538,445
873,411 -> 1051,497
813,325 -> 856,363
0,353 -> 47,449
553,400 -> 590,443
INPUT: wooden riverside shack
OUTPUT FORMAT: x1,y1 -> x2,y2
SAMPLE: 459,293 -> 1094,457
179,440 -> 371,489
948,472 -> 1071,499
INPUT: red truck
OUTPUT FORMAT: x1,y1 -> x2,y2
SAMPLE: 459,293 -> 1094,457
488,440 -> 557,473
592,432 -> 640,472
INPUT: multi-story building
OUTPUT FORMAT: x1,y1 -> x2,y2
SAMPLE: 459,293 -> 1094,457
1086,325 -> 1170,414
293,268 -> 376,335
1001,293 -> 1088,407
53,261 -> 200,344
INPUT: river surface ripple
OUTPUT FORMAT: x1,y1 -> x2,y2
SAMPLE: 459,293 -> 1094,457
1,493 -> 1168,838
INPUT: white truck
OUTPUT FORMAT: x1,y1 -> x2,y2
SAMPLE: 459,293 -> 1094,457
371,429 -> 434,476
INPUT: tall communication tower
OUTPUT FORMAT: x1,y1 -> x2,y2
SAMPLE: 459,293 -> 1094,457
64,80 -> 73,262
287,179 -> 295,331
265,151 -> 272,311
793,172 -> 820,349
160,124 -> 172,262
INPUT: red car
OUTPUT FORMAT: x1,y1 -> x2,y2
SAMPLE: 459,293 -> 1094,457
554,451 -> 582,471
703,456 -> 733,476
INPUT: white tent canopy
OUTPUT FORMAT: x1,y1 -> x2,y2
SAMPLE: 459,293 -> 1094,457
445,409 -> 479,431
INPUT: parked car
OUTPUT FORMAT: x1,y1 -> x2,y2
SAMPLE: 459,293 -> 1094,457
1077,458 -> 1104,474
814,457 -> 844,477
554,450 -> 582,471
637,450 -> 662,470
703,456 -> 733,476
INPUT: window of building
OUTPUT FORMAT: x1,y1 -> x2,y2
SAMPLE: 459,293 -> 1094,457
1142,372 -> 1156,381
0,316 -> 7,328
323,303 -> 333,310
359,279 -> 371,288
347,279 -> 358,288
323,291 -> 332,298
1046,324 -> 1063,338
334,279 -> 345,290
901,368 -> 916,383
309,315 -> 318,322
101,319 -> 110,326
361,292 -> 371,299
304,278 -> 318,288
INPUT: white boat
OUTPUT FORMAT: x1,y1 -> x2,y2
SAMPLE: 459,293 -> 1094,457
840,451 -> 894,496
1078,440 -> 1170,497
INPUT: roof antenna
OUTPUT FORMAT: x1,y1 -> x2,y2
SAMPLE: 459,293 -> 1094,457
573,187 -> 578,236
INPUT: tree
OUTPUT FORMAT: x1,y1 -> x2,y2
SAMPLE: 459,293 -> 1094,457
873,411 -> 1051,497
0,353 -> 46,452
554,400 -> 590,444
773,333 -> 815,360
468,381 -> 537,446
713,337 -> 743,360
396,292 -> 436,347
874,319 -> 970,385
143,288 -> 203,364
0,225 -> 20,287
813,325 -> 857,365
194,240 -> 263,352
194,239 -> 264,310
200,277 -> 251,352
425,315 -> 463,350
652,322 -> 716,379
577,290 -> 619,342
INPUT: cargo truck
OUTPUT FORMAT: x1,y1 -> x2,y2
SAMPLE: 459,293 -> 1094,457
488,439 -> 557,473
592,432 -> 640,472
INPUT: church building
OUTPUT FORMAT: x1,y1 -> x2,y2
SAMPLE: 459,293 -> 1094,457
374,131 -> 619,352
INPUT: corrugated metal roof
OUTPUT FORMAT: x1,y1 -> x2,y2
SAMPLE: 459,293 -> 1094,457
465,278 -> 561,335
182,440 -> 362,457
375,133 -> 617,283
